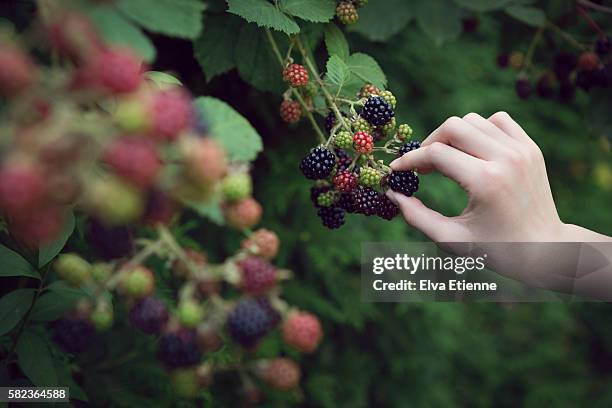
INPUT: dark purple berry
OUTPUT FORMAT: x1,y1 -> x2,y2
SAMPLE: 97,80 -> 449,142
317,206 -> 345,229
397,141 -> 421,156
351,186 -> 381,216
388,171 -> 419,197
158,328 -> 201,368
497,53 -> 509,69
360,96 -> 394,126
377,194 -> 399,220
515,78 -> 532,99
536,73 -> 555,99
300,146 -> 336,180
53,317 -> 95,353
227,298 -> 278,348
129,297 -> 169,335
558,80 -> 575,101
595,36 -> 611,57
553,52 -> 577,81
87,218 -> 134,260
337,192 -> 356,213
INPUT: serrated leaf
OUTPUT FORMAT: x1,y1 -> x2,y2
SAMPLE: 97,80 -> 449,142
38,211 -> 75,268
227,0 -> 300,34
0,289 -> 35,337
17,330 -> 58,386
324,24 -> 349,61
193,97 -> 263,162
30,283 -> 87,322
348,0 -> 413,42
415,0 -> 462,46
453,0 -> 510,12
88,6 -> 155,62
194,15 -> 243,81
117,0 -> 205,39
505,6 -> 546,27
281,0 -> 335,23
346,53 -> 386,89
325,55 -> 350,94
0,245 -> 38,279
234,24 -> 287,93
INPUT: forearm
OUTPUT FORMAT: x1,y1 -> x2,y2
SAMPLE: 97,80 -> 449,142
561,223 -> 612,242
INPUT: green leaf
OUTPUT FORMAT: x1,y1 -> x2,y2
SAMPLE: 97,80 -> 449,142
324,23 -> 349,61
505,6 -> 546,27
415,0 -> 462,46
281,0 -> 336,23
325,55 -> 350,94
194,15 -> 243,81
88,6 -> 156,62
227,0 -> 300,34
0,289 -> 35,337
0,245 -> 38,279
346,53 -> 387,89
348,0 -> 413,42
38,211 -> 75,268
117,0 -> 205,39
234,24 -> 286,93
193,97 -> 263,162
453,0 -> 510,12
17,330 -> 58,386
146,71 -> 183,89
187,196 -> 225,225
30,282 -> 87,322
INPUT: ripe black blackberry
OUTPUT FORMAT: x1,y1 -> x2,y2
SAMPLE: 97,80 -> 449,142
595,36 -> 611,57
310,185 -> 331,208
388,171 -> 419,197
324,111 -> 346,133
377,195 -> 399,220
227,298 -> 278,348
397,141 -> 421,156
351,186 -> 381,216
53,317 -> 95,353
335,149 -> 353,173
337,192 -> 356,213
158,328 -> 201,368
558,80 -> 575,101
515,78 -> 532,99
129,297 -> 169,334
87,218 -> 134,260
317,206 -> 345,229
536,73 -> 555,99
360,96 -> 394,126
255,298 -> 281,326
576,70 -> 593,91
553,52 -> 577,81
300,146 -> 336,180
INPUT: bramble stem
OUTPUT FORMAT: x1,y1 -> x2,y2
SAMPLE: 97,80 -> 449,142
521,26 -> 544,75
546,22 -> 587,51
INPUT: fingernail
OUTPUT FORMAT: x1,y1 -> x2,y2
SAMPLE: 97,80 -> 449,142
386,190 -> 399,205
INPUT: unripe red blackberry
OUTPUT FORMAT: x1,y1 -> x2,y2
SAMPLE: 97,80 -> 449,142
143,189 -> 178,226
353,131 -> 374,154
172,248 -> 206,279
158,328 -> 201,368
150,88 -> 193,141
282,311 -> 323,353
578,52 -> 599,72
317,206 -> 345,229
515,78 -> 532,99
282,63 -> 309,87
241,228 -> 280,260
129,296 -> 169,334
182,137 -> 228,185
224,197 -> 262,230
119,265 -> 155,298
48,13 -> 103,63
258,358 -> 301,390
280,100 -> 302,123
300,146 -> 336,180
333,170 -> 358,192
0,162 -> 46,215
238,257 -> 277,295
103,138 -> 161,189
0,44 -> 36,96
53,316 -> 95,354
336,1 -> 358,25
359,83 -> 379,99
388,171 -> 419,197
90,47 -> 143,93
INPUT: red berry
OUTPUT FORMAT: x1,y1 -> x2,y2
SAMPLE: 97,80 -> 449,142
150,88 -> 193,141
238,257 -> 277,295
578,52 -> 599,72
279,100 -> 302,123
333,170 -> 358,192
353,131 -> 374,154
0,45 -> 36,96
282,311 -> 323,353
0,162 -> 46,215
359,83 -> 379,99
172,248 -> 207,278
104,138 -> 161,189
241,228 -> 279,260
182,137 -> 227,184
258,358 -> 301,390
9,206 -> 64,247
223,198 -> 262,230
91,47 -> 143,93
282,63 -> 309,87
48,13 -> 103,63
142,189 -> 178,226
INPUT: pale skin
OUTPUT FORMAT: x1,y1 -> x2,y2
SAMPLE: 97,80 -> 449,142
387,112 -> 612,299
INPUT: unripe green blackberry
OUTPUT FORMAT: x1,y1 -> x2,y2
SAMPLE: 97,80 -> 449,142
359,166 -> 382,187
120,265 -> 155,298
317,190 -> 338,207
352,117 -> 372,133
379,90 -> 396,108
90,303 -> 114,331
221,173 -> 252,202
91,262 -> 112,283
55,253 -> 92,287
334,130 -> 353,149
396,124 -> 413,141
382,117 -> 396,135
353,0 -> 368,7
177,300 -> 204,328
336,1 -> 358,25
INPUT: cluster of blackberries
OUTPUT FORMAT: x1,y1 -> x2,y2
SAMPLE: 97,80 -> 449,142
299,90 -> 422,229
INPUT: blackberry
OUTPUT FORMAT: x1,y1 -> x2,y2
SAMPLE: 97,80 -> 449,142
87,218 -> 134,260
378,90 -> 396,109
515,78 -> 532,99
337,193 -> 356,213
324,111 -> 346,134
335,149 -> 354,173
497,53 -> 510,69
351,186 -> 381,216
310,185 -> 331,208
578,52 -> 599,72
361,96 -> 394,126
359,166 -> 382,187
595,36 -> 611,57
398,141 -> 421,156
536,73 -> 555,99
396,123 -> 413,141
553,52 -> 577,81
227,298 -> 278,348
238,257 -> 278,295
576,70 -> 594,91
317,206 -> 345,229
129,297 -> 169,334
256,297 -> 281,327
558,80 -> 575,101
53,317 -> 95,353
317,190 -> 338,207
377,195 -> 400,220
333,130 -> 353,149
388,171 -> 419,197
158,329 -> 201,368
300,146 -> 336,180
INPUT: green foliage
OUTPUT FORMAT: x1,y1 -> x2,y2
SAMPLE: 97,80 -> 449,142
0,245 -> 38,279
281,0 -> 336,23
38,211 -> 75,268
414,0 -> 463,46
227,0 -> 300,34
324,23 -> 350,61
17,329 -> 58,386
347,0 -> 414,42
505,5 -> 547,27
0,289 -> 34,336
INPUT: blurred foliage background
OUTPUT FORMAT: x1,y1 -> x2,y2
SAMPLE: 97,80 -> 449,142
2,0 -> 612,406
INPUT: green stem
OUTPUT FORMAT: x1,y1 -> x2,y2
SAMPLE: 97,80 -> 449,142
264,29 -> 326,143
521,26 -> 545,75
546,22 -> 587,51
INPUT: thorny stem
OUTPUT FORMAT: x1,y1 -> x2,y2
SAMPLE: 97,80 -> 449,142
578,0 -> 612,14
577,6 -> 607,38
521,26 -> 545,75
264,29 -> 326,143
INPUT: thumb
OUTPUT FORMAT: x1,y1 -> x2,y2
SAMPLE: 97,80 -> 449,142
387,191 -> 461,242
